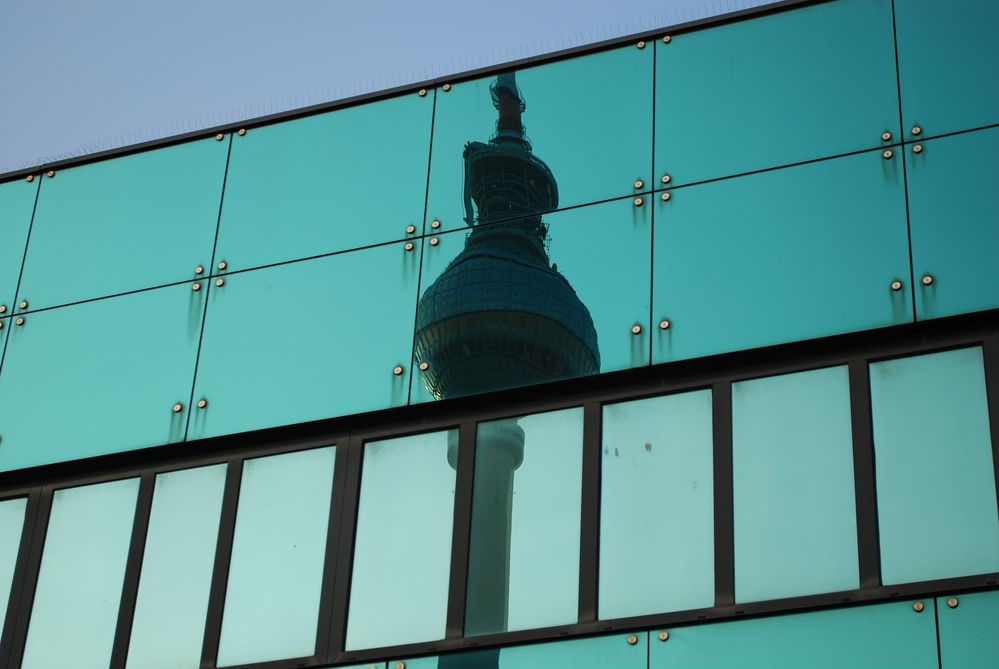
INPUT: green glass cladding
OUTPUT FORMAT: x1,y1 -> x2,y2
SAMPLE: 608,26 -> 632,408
427,44 -> 652,234
216,93 -> 433,270
0,178 -> 37,312
17,138 -> 227,310
655,0 -> 899,187
895,0 -> 999,139
906,126 -> 999,320
937,590 -> 999,668
0,283 -> 203,471
649,600 -> 937,669
653,149 -> 911,364
871,347 -> 999,585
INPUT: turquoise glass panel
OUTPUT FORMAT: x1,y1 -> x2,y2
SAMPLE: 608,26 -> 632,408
22,478 -> 139,669
466,408 -> 583,635
871,347 -> 999,585
733,366 -> 859,602
411,197 -> 651,405
188,241 -> 419,440
0,178 -> 36,312
17,139 -> 227,310
600,390 -> 714,620
653,149 -> 911,364
655,0 -> 899,187
0,283 -> 203,471
396,632 -> 647,669
347,430 -> 456,650
938,590 -> 999,669
427,45 -> 652,234
0,497 -> 27,634
907,126 -> 999,320
895,0 -> 999,139
650,600 -> 937,669
216,93 -> 432,270
217,447 -> 335,666
126,464 -> 227,669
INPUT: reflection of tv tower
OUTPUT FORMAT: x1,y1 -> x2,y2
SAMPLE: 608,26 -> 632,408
414,73 -> 599,661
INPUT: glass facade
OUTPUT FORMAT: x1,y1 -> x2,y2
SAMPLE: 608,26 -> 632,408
1,1 -> 998,668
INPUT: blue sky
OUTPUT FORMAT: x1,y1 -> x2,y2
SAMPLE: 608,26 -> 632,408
0,0 -> 772,174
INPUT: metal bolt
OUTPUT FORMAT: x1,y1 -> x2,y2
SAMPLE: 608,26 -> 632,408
195,265 -> 204,275
430,237 -> 439,246
913,601 -> 925,613
882,149 -> 894,160
404,242 -> 415,252
15,317 -> 24,327
396,663 -> 406,669
406,224 -> 416,234
215,133 -> 224,141
913,144 -> 923,154
418,89 -> 427,97
0,305 -> 6,314
921,274 -> 934,286
634,179 -> 644,189
442,83 -> 452,92
26,175 -> 34,182
627,635 -> 638,646
172,403 -> 183,413
661,192 -> 671,202
911,125 -> 922,136
431,219 -> 441,229
47,170 -> 55,178
659,319 -> 671,330
237,128 -> 246,136
890,280 -> 902,291
18,301 -> 27,310
218,261 -> 228,271
658,631 -> 670,642
393,365 -> 404,376
637,41 -> 646,49
947,597 -> 959,609
633,197 -> 644,207
197,399 -> 208,409
662,35 -> 672,44
215,278 -> 225,287
419,361 -> 429,372
192,282 -> 202,292
631,324 -> 642,335
881,131 -> 892,142
0,322 -> 4,330
661,174 -> 671,184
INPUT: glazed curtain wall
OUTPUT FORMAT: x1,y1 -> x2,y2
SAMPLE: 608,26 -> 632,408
0,0 -> 997,472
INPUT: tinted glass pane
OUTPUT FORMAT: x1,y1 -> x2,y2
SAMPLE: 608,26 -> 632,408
216,93 -> 432,270
871,347 -> 999,585
733,366 -> 859,602
217,447 -> 335,666
347,430 -> 456,650
126,464 -> 227,669
0,497 -> 27,633
649,600 -> 937,669
22,478 -> 140,669
0,284 -> 203,472
427,45 -> 652,235
600,391 -> 714,619
404,632 -> 648,669
907,126 -> 999,320
412,197 -> 650,405
938,590 -> 999,669
655,0 -> 898,187
0,178 -> 37,311
896,0 -> 999,139
466,408 -> 583,635
17,139 -> 226,310
653,149 -> 911,364
189,241 -> 419,440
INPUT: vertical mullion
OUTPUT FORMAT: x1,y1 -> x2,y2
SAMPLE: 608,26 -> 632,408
0,488 -> 42,669
3,488 -> 52,669
982,335 -> 999,530
315,439 -> 352,662
199,460 -> 243,669
712,381 -> 735,607
109,473 -> 156,669
849,359 -> 882,590
577,402 -> 601,623
445,422 -> 477,639
326,435 -> 364,660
